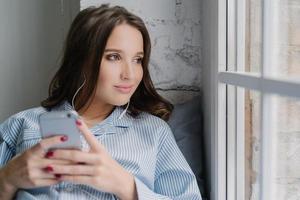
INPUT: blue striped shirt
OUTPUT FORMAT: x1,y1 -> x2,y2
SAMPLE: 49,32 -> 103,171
0,101 -> 202,199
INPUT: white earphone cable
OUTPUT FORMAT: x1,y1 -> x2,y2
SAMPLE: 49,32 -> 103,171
72,74 -> 86,110
118,100 -> 130,120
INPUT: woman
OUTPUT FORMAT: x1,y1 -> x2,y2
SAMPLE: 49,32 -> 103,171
0,4 -> 202,200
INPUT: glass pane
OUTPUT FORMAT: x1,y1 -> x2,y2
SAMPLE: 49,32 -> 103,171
245,0 -> 263,74
244,89 -> 261,200
227,86 -> 262,200
245,0 -> 300,78
271,0 -> 300,78
272,95 -> 300,200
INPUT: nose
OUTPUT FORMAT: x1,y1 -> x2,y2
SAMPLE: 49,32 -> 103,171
120,61 -> 134,80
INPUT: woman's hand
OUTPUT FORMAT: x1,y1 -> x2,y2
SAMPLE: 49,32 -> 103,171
0,135 -> 73,197
44,119 -> 137,200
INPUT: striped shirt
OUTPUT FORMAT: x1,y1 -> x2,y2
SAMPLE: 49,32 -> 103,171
0,100 -> 202,199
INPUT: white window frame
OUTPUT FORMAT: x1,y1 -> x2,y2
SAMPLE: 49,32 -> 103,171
216,0 -> 300,200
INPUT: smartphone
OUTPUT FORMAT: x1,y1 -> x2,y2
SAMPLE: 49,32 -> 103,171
39,110 -> 82,150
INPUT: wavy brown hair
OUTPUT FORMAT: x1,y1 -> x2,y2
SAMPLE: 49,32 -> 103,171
41,4 -> 173,121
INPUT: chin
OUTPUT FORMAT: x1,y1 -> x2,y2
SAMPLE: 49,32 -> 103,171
110,96 -> 131,106
114,102 -> 129,106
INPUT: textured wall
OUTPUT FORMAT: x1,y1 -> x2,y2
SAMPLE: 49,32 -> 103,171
81,0 -> 202,104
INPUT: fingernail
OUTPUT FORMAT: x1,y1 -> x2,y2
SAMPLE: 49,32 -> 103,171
60,135 -> 68,142
45,166 -> 53,172
55,174 -> 61,178
76,120 -> 82,126
45,151 -> 54,158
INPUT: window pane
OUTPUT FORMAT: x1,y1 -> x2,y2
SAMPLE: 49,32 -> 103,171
244,92 -> 300,200
271,1 -> 300,78
245,0 -> 300,78
272,95 -> 300,200
228,86 -> 262,200
244,89 -> 261,200
245,0 -> 262,74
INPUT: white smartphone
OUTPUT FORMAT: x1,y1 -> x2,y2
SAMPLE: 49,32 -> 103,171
39,111 -> 82,150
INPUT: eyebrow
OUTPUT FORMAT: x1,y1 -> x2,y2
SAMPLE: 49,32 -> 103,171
104,48 -> 144,56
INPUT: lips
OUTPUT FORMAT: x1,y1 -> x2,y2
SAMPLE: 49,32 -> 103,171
114,85 -> 134,94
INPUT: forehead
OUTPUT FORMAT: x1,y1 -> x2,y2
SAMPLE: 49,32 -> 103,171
105,23 -> 144,53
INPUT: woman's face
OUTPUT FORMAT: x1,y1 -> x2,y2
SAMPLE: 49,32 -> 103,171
95,23 -> 144,106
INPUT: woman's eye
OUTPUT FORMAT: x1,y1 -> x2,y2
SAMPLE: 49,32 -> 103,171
106,54 -> 121,61
134,57 -> 143,64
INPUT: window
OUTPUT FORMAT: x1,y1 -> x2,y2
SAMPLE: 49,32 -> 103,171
217,0 -> 300,200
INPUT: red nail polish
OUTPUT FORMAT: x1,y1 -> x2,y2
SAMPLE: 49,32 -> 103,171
76,120 -> 82,126
55,174 -> 61,178
45,151 -> 54,158
45,166 -> 53,172
60,135 -> 68,142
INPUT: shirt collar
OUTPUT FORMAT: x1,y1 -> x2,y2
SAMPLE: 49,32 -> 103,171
52,100 -> 132,133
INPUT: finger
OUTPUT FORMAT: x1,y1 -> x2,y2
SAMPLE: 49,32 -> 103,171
27,160 -> 74,179
49,164 -> 96,176
31,135 -> 68,155
43,158 -> 77,166
28,156 -> 77,170
75,119 -> 102,152
34,168 -> 59,179
49,149 -> 100,164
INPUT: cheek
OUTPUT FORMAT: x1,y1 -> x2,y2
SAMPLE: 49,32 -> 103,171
96,72 -> 111,95
136,67 -> 143,82
98,64 -> 117,86
97,73 -> 106,89
98,73 -> 106,85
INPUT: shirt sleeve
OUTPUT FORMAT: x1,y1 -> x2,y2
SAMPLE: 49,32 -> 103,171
0,116 -> 20,167
134,124 -> 202,200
